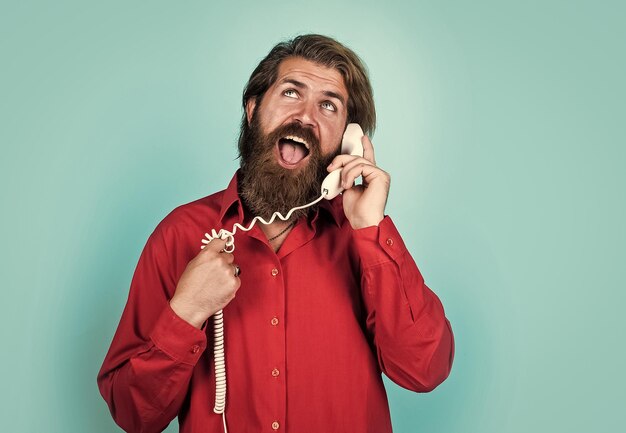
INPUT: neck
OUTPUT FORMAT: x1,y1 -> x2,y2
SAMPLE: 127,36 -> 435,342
260,219 -> 297,252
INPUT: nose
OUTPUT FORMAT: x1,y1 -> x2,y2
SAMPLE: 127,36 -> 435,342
292,99 -> 317,129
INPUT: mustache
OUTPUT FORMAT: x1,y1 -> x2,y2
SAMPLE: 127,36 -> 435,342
266,122 -> 320,151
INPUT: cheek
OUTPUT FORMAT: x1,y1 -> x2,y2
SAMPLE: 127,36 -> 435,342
321,124 -> 345,154
256,98 -> 283,128
264,108 -> 292,132
319,137 -> 341,158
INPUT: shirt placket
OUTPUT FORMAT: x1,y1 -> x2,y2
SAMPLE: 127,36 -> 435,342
268,261 -> 287,432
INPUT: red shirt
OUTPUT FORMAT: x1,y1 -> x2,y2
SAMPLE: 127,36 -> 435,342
98,172 -> 454,433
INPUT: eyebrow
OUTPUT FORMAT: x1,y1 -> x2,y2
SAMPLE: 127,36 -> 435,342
279,78 -> 346,107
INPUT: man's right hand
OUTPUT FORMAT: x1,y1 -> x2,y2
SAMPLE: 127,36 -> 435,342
169,238 -> 241,329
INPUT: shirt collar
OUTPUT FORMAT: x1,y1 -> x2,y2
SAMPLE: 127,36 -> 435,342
219,170 -> 342,228
218,171 -> 244,223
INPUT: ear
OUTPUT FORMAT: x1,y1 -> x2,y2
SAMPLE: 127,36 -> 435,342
245,98 -> 256,125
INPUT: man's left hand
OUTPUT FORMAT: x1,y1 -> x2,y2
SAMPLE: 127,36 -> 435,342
327,135 -> 390,229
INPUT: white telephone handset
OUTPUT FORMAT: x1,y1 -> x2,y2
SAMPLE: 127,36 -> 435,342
321,123 -> 365,199
201,123 -> 365,433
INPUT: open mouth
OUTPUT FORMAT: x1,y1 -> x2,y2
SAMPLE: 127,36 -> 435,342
277,135 -> 311,167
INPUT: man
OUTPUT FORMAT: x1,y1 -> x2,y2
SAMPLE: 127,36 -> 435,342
98,34 -> 454,433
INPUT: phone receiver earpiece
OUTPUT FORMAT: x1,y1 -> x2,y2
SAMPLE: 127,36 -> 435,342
321,123 -> 365,200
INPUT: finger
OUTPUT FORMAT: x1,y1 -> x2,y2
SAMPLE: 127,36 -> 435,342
203,237 -> 228,252
340,156 -> 375,174
221,252 -> 235,264
327,154 -> 360,172
216,255 -> 235,275
341,163 -> 373,189
361,135 -> 376,164
339,156 -> 374,183
233,276 -> 242,292
341,160 -> 384,190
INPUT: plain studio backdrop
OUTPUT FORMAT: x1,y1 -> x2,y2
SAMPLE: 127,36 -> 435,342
1,1 -> 624,432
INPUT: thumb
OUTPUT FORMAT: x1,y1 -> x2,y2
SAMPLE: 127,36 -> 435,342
202,236 -> 228,253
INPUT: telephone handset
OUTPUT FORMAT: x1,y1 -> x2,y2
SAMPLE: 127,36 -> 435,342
200,123 -> 365,433
321,123 -> 365,199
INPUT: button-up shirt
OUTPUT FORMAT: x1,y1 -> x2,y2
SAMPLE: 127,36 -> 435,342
98,172 -> 454,433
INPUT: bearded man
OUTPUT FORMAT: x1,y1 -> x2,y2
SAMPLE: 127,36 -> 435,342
98,34 -> 454,433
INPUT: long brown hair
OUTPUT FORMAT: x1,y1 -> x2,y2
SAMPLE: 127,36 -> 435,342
238,34 -> 376,156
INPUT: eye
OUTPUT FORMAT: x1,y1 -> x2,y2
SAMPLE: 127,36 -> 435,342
321,101 -> 336,112
283,89 -> 298,98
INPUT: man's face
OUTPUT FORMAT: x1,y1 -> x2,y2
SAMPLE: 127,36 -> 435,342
246,57 -> 349,169
238,57 -> 349,219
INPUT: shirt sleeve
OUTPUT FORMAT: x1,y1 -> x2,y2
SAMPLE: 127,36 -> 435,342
97,224 -> 207,433
352,216 -> 454,392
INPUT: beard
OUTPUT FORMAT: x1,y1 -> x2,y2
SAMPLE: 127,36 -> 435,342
238,111 -> 338,221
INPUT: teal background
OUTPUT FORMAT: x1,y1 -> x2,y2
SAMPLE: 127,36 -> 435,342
1,0 -> 624,432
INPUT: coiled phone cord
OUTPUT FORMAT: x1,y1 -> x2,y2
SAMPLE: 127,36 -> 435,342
201,193 -> 326,253
199,192 -> 327,432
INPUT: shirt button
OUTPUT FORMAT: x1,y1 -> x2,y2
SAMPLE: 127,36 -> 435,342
190,345 -> 200,354
271,268 -> 279,276
271,421 -> 280,430
271,368 -> 280,377
386,238 -> 394,246
270,317 -> 279,326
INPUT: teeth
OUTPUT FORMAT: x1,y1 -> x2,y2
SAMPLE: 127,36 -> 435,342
284,135 -> 310,149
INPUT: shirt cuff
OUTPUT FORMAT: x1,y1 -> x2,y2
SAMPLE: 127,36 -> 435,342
150,303 -> 208,365
352,216 -> 408,268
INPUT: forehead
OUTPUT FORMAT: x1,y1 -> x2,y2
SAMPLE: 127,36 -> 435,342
273,57 -> 348,98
